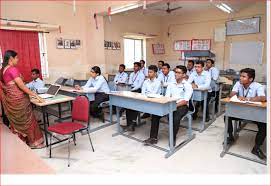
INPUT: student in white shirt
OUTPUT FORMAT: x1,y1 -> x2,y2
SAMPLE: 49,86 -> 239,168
205,59 -> 220,113
128,62 -> 145,92
225,68 -> 266,160
157,63 -> 176,95
143,65 -> 193,146
113,64 -> 128,90
123,65 -> 160,132
157,60 -> 164,76
188,61 -> 211,122
75,66 -> 110,119
140,60 -> 148,77
26,69 -> 44,92
186,60 -> 195,78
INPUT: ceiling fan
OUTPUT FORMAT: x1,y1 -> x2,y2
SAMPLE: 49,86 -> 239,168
152,2 -> 182,14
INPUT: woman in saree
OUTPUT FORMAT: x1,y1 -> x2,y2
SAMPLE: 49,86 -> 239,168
0,50 -> 44,148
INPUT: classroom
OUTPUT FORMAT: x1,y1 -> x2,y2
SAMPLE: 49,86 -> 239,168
0,0 -> 269,185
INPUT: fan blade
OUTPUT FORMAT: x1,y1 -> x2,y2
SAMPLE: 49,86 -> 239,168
169,7 -> 182,12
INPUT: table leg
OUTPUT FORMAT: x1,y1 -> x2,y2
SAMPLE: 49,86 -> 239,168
201,91 -> 207,132
218,84 -> 223,115
220,115 -> 229,157
42,106 -> 49,147
168,104 -> 174,152
112,106 -> 121,137
109,103 -> 113,124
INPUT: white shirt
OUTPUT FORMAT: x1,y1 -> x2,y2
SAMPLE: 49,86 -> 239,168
128,71 -> 145,91
83,75 -> 110,93
186,68 -> 195,77
165,79 -> 193,105
141,78 -> 161,95
206,67 -> 220,91
26,78 -> 44,92
157,68 -> 163,76
232,81 -> 265,98
114,72 -> 128,84
188,70 -> 211,92
140,67 -> 148,77
157,71 -> 176,87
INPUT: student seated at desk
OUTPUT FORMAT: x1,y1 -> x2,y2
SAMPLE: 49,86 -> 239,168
123,65 -> 160,132
225,68 -> 266,160
143,65 -> 193,146
26,69 -> 44,92
75,66 -> 110,119
127,62 -> 145,92
186,60 -> 195,78
157,60 -> 164,76
188,61 -> 211,122
205,59 -> 220,113
140,60 -> 148,77
113,64 -> 128,89
157,63 -> 176,95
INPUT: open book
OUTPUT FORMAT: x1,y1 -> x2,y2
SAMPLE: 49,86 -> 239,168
230,95 -> 262,105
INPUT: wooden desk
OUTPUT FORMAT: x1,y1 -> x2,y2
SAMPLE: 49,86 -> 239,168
108,91 -> 195,158
59,86 -> 95,101
31,95 -> 75,147
220,98 -> 267,165
0,124 -> 54,174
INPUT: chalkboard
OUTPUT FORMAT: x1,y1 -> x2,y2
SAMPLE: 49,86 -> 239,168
226,17 -> 260,36
230,41 -> 264,65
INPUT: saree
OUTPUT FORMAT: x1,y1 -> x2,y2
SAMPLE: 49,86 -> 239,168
1,67 -> 44,148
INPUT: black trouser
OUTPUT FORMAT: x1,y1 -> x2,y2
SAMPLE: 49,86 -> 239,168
193,92 -> 212,120
1,102 -> 9,127
150,105 -> 189,142
226,117 -> 266,147
125,88 -> 141,126
210,91 -> 219,113
90,92 -> 109,117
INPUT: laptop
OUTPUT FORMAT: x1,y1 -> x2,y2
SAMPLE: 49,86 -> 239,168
39,85 -> 61,99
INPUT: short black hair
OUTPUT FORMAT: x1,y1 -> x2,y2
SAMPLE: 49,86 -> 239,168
175,65 -> 187,74
187,60 -> 194,66
158,60 -> 164,65
91,66 -> 101,75
148,65 -> 158,72
162,63 -> 170,69
140,60 -> 145,64
119,64 -> 125,69
240,68 -> 255,81
134,62 -> 141,68
195,61 -> 204,67
31,68 -> 40,74
206,58 -> 215,64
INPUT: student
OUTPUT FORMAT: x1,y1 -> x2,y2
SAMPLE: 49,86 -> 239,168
75,66 -> 110,119
123,65 -> 160,132
127,62 -> 145,92
143,65 -> 193,146
186,60 -> 195,77
157,63 -> 176,95
113,64 -> 128,90
140,60 -> 148,77
26,69 -> 44,92
188,61 -> 211,122
225,68 -> 266,160
205,59 -> 220,113
157,60 -> 164,75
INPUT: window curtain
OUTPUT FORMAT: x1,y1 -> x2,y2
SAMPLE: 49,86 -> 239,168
0,29 -> 42,82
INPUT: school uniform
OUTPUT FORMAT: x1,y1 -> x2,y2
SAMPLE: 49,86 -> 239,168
157,68 -> 162,76
26,78 -> 44,92
148,80 -> 193,144
206,67 -> 220,113
82,75 -> 110,117
157,71 -> 176,95
186,67 -> 195,77
113,72 -> 128,91
125,77 -> 161,130
227,81 -> 266,149
188,70 -> 211,121
140,67 -> 148,77
128,71 -> 145,92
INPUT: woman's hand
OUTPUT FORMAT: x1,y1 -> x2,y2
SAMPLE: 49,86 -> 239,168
30,93 -> 45,103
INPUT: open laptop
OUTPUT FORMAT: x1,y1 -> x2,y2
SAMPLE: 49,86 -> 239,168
39,85 -> 61,99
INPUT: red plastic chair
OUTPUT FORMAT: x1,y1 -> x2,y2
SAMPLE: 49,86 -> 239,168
47,95 -> 94,167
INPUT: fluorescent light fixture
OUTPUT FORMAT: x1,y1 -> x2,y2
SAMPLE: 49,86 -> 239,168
216,4 -> 231,13
111,3 -> 142,15
221,3 -> 233,12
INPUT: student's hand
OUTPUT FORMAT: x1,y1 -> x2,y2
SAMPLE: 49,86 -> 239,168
74,85 -> 81,90
238,96 -> 247,101
192,83 -> 198,89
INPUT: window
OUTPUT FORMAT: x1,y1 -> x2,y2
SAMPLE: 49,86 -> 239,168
38,33 -> 49,78
124,38 -> 144,69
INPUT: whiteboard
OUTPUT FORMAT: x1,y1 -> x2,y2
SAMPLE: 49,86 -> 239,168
230,41 -> 264,65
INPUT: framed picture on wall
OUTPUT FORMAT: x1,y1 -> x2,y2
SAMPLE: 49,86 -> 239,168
64,40 -> 71,49
56,38 -> 64,49
112,42 -> 117,50
174,40 -> 192,51
192,39 -> 211,50
152,43 -> 165,54
70,40 -> 76,49
226,17 -> 260,36
116,42 -> 121,50
75,40 -> 81,48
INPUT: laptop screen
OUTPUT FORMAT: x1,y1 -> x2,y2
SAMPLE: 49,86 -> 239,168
47,85 -> 61,95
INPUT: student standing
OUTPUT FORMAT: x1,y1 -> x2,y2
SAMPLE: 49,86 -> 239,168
225,68 -> 266,160
143,65 -> 193,146
188,61 -> 211,122
123,65 -> 160,132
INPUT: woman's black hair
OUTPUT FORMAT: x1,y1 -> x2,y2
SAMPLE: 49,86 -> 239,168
91,66 -> 101,75
1,50 -> 18,82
